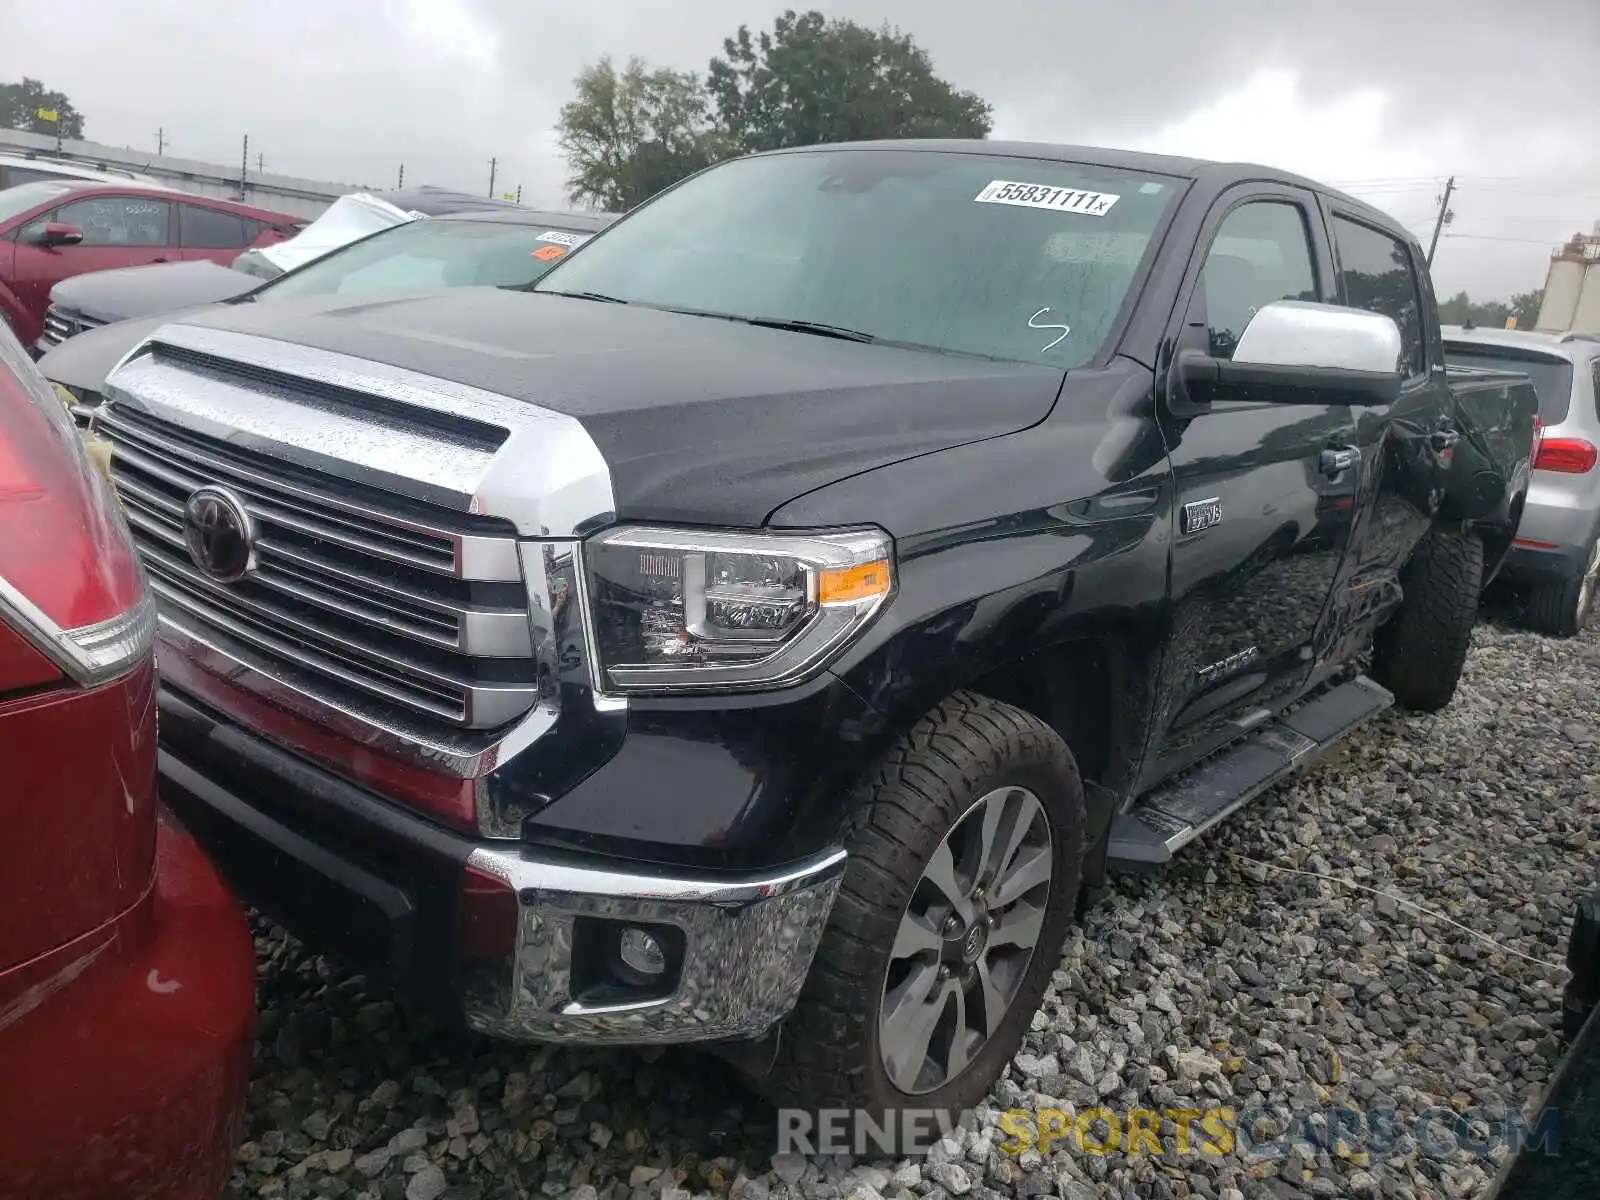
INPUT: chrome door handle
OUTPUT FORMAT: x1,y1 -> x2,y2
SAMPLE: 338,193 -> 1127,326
1319,447 -> 1359,477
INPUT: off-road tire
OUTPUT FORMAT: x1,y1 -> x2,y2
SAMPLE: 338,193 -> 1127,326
1522,532 -> 1599,639
1370,525 -> 1483,712
751,691 -> 1085,1130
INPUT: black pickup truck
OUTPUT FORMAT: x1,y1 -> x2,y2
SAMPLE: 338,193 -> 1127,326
93,140 -> 1535,1118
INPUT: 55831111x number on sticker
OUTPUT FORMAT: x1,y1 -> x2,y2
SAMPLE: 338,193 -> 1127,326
973,180 -> 1121,217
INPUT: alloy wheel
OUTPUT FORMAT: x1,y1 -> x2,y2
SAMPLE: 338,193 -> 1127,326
878,786 -> 1054,1094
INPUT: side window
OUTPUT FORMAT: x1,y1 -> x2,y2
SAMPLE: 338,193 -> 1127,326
1332,216 -> 1425,377
54,196 -> 171,247
180,204 -> 249,248
1195,201 -> 1318,359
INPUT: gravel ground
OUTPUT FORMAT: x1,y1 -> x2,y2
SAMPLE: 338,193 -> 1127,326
225,615 -> 1599,1200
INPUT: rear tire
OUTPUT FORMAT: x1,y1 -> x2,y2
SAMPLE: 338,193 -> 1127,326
751,692 -> 1085,1134
1370,525 -> 1483,712
1523,533 -> 1599,638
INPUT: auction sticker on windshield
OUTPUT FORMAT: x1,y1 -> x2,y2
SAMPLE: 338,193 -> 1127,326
537,230 -> 591,247
973,181 -> 1120,216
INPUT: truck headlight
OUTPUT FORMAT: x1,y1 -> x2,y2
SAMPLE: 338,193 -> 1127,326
583,525 -> 893,693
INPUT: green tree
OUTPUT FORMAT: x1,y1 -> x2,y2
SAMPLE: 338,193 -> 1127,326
1510,289 -> 1544,328
0,77 -> 85,139
707,10 -> 992,154
556,57 -> 724,212
1438,290 -> 1519,328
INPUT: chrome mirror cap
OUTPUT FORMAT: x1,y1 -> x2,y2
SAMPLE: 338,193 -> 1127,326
1233,300 -> 1404,377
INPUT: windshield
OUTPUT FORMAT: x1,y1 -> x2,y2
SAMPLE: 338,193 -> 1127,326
532,149 -> 1179,368
0,181 -> 81,225
1445,344 -> 1576,425
260,218 -> 600,302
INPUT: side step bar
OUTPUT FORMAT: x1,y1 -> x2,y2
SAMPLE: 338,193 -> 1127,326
1106,675 -> 1392,870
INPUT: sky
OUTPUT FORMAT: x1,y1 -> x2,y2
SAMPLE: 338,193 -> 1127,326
4,0 -> 1598,299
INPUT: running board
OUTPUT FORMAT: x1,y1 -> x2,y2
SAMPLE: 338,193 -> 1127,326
1106,675 -> 1393,870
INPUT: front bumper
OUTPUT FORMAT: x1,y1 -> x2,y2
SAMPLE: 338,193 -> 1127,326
156,680 -> 846,1045
462,845 -> 844,1043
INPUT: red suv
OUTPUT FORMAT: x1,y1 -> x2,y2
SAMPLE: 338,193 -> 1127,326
0,322 -> 255,1198
0,180 -> 302,349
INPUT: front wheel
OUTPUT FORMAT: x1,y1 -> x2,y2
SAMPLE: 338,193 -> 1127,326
753,692 -> 1085,1126
1370,525 -> 1483,712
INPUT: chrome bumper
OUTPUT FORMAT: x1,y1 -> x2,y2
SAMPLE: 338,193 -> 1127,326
460,845 -> 846,1043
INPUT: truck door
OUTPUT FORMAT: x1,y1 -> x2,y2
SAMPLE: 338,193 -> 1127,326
1144,185 -> 1360,783
1309,207 -> 1450,672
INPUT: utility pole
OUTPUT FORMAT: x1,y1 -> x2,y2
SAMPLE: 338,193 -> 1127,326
155,127 -> 165,155
240,134 -> 249,200
397,164 -> 405,189
1426,176 -> 1456,268
257,152 -> 264,173
515,185 -> 523,205
488,156 -> 498,199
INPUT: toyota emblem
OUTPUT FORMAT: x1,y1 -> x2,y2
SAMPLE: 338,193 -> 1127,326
183,486 -> 256,582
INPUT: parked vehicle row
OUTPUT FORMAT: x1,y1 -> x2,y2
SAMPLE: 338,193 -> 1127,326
39,205 -> 616,421
40,184 -> 547,346
0,179 -> 303,347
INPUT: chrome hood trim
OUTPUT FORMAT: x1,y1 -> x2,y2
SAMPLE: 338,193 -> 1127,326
102,323 -> 617,539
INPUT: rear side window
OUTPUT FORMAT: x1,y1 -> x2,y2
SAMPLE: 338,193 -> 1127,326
1443,345 -> 1575,425
1332,216 -> 1425,378
180,204 -> 249,248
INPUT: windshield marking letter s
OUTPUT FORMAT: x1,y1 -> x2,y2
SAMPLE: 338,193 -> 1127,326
1028,308 -> 1071,353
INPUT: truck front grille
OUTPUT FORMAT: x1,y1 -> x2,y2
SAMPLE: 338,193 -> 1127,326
99,404 -> 539,731
40,305 -> 104,348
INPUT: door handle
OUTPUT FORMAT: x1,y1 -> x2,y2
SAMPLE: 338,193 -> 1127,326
1429,427 -> 1459,452
1319,447 -> 1359,477
152,257 -> 170,263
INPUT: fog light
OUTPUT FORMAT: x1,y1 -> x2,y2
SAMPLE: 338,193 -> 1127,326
618,927 -> 667,977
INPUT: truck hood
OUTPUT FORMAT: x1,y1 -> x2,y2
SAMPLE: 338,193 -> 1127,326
153,287 -> 1067,526
50,260 -> 259,324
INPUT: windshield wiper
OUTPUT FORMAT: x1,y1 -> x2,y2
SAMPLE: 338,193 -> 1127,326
740,317 -> 877,343
540,289 -> 629,303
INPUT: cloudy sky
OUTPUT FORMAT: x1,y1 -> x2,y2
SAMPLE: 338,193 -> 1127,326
6,0 -> 1598,298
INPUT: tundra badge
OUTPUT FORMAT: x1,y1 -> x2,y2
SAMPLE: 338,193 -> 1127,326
1181,497 -> 1223,535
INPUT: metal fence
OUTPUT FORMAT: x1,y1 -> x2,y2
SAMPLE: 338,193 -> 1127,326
0,126 -> 364,218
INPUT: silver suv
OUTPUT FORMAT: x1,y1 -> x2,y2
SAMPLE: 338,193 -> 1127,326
1445,327 -> 1600,635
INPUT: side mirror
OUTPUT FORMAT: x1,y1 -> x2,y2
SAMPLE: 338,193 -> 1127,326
28,222 -> 86,248
1177,300 -> 1404,405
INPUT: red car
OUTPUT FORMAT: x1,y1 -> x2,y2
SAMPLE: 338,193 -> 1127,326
0,180 -> 302,349
0,322 -> 255,1198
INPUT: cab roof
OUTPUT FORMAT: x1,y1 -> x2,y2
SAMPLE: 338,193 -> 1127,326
771,139 -> 1406,239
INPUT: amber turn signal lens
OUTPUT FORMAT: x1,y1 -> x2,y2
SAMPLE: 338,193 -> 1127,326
817,558 -> 892,605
